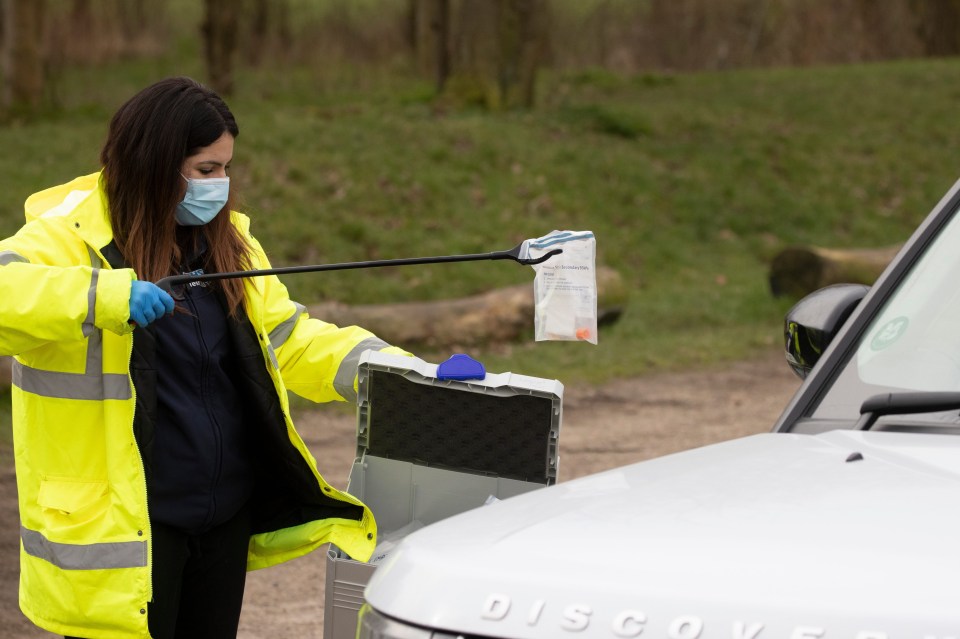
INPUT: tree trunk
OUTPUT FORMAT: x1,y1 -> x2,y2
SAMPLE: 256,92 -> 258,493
501,0 -> 547,107
912,0 -> 960,55
443,0 -> 547,109
116,0 -> 153,53
243,0 -> 272,66
202,0 -> 239,96
769,244 -> 902,299
2,0 -> 45,113
63,0 -> 93,61
411,0 -> 451,90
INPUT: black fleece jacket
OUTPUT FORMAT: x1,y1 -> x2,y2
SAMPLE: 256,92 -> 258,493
101,241 -> 363,538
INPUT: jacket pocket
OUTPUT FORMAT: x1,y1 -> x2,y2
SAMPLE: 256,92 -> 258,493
38,477 -> 109,521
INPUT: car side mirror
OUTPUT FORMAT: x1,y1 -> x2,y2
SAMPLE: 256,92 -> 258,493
784,283 -> 869,379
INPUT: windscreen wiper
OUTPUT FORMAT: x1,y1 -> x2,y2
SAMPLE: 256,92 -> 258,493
855,392 -> 960,430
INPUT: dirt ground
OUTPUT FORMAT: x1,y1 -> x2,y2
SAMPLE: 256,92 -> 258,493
0,348 -> 801,638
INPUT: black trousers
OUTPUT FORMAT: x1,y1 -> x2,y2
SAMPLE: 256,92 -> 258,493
67,505 -> 252,639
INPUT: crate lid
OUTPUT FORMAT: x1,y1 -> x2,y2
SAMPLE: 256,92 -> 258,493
355,351 -> 563,485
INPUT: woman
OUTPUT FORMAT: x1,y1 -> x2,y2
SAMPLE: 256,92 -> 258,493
0,77 -> 408,639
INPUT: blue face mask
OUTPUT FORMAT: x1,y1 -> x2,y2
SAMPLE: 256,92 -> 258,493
175,174 -> 230,226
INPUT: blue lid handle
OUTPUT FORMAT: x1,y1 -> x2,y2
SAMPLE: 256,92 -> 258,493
436,354 -> 486,381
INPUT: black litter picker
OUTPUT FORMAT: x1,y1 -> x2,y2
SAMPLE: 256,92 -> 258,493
155,242 -> 561,299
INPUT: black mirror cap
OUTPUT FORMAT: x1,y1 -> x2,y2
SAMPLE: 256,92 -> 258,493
784,283 -> 870,379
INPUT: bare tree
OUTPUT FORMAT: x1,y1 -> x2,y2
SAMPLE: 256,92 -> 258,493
116,0 -> 154,53
2,0 -> 45,113
243,0 -> 269,66
202,0 -> 239,96
912,0 -> 960,55
437,0 -> 547,109
410,0 -> 451,90
497,0 -> 547,107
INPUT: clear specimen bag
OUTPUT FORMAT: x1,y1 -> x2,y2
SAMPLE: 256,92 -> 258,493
520,230 -> 598,344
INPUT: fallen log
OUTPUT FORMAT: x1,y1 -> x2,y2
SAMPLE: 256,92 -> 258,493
0,268 -> 628,391
307,266 -> 628,348
769,244 -> 902,299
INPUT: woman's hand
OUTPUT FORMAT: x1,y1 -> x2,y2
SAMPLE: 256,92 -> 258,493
129,281 -> 175,327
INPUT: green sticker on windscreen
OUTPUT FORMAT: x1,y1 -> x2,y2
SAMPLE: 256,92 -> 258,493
870,316 -> 909,351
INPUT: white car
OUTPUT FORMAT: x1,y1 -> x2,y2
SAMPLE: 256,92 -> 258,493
355,179 -> 960,639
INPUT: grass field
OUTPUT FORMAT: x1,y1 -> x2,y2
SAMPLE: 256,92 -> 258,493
2,43 -> 960,390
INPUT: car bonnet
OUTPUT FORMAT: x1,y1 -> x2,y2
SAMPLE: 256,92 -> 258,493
364,430 -> 960,638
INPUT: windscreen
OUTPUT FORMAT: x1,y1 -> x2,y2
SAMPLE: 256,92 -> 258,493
813,204 -> 960,421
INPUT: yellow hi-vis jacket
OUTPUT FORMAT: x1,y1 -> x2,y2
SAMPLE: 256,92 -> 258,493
0,172 -> 405,638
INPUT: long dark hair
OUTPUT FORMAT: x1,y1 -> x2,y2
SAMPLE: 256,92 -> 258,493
100,76 -> 251,314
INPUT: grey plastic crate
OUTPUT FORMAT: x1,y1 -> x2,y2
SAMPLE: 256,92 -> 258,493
323,351 -> 563,639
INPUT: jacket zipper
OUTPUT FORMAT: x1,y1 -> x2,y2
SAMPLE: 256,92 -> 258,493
96,246 -> 152,615
127,334 -> 153,610
186,289 -> 224,530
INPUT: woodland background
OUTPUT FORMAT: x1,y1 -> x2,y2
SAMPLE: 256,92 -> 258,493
1,0 -> 960,385
6,1 -> 960,110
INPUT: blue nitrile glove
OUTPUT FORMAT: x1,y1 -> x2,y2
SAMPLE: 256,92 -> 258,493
129,281 -> 175,328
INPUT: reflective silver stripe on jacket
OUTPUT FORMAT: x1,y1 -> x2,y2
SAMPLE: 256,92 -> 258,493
12,364 -> 131,400
82,247 -> 100,338
11,247 -> 132,401
268,302 -> 305,349
266,344 -> 280,371
263,303 -> 306,371
0,250 -> 28,266
334,337 -> 388,402
21,525 -> 146,570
